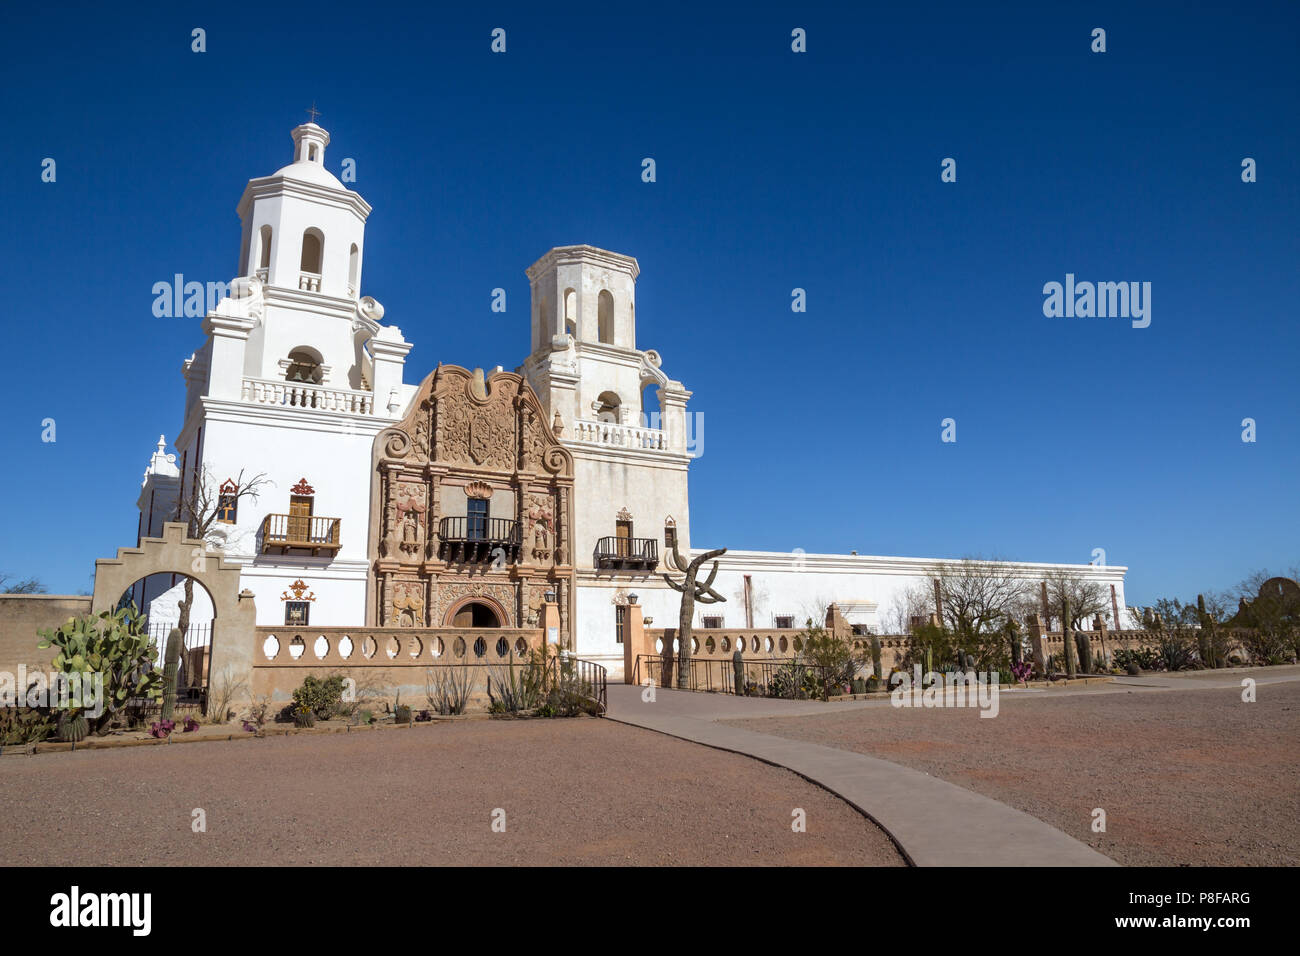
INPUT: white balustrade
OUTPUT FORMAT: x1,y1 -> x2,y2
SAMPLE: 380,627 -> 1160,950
299,271 -> 321,292
571,418 -> 667,451
241,376 -> 375,415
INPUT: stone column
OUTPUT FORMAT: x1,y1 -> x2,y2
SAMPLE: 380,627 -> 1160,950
623,600 -> 645,684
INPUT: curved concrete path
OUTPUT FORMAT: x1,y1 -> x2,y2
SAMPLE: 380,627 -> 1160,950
607,684 -> 1117,867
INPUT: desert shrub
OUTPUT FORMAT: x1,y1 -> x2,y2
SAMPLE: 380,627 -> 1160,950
798,626 -> 866,692
1157,631 -> 1198,671
205,665 -> 247,723
1237,628 -> 1295,666
1114,646 -> 1162,672
0,706 -> 54,747
486,654 -> 544,714
291,675 -> 346,720
426,664 -> 475,715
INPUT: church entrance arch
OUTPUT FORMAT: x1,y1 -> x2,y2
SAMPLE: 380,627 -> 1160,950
446,598 -> 504,628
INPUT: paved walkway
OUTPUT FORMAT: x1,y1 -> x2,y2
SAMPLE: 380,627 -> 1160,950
606,683 -> 1118,867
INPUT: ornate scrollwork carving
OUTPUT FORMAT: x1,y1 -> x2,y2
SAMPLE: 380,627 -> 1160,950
384,429 -> 411,459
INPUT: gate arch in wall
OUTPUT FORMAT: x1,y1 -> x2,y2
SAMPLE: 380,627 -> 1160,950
90,522 -> 259,713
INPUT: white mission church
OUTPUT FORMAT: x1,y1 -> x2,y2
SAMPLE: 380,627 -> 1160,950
130,121 -> 1131,676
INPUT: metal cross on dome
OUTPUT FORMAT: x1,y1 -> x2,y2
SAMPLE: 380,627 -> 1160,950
305,103 -> 322,124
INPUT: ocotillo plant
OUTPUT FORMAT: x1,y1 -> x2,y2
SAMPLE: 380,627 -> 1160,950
663,540 -> 727,690
161,627 -> 183,722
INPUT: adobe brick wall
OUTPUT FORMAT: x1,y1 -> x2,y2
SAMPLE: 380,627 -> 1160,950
0,594 -> 93,674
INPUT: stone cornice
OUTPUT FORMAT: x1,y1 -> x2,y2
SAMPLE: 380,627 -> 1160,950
263,284 -> 358,319
526,244 -> 640,281
197,397 -> 398,435
237,175 -> 371,222
694,549 -> 1128,578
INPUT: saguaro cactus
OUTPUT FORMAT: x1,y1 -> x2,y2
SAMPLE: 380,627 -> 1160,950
870,634 -> 882,679
1076,631 -> 1092,674
1062,596 -> 1076,678
161,627 -> 183,722
663,541 -> 727,689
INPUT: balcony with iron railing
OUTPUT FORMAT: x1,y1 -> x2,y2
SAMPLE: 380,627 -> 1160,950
261,514 -> 342,556
595,536 -> 658,572
438,516 -> 521,564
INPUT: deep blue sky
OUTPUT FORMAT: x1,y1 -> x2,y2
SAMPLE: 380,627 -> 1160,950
2,1 -> 1296,604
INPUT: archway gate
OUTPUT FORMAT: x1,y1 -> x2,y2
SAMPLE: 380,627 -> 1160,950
92,522 -> 259,713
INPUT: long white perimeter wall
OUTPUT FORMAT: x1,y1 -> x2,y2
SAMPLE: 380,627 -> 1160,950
573,549 -> 1130,675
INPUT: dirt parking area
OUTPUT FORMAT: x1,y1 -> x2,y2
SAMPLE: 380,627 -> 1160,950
0,718 -> 904,867
729,676 -> 1300,866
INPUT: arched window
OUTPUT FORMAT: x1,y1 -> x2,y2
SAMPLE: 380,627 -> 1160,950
257,225 -> 272,271
598,290 -> 614,344
285,347 -> 324,384
639,381 -> 662,429
348,243 -> 359,293
300,229 -> 323,274
595,391 -> 621,423
563,288 -> 577,336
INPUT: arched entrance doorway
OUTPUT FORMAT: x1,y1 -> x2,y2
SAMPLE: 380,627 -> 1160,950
447,598 -> 506,629
449,601 -> 502,628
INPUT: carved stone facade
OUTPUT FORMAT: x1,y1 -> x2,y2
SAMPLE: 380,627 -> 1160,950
366,365 -> 576,644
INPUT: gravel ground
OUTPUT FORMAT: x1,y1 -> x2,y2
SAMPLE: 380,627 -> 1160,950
0,719 -> 903,867
728,679 -> 1300,866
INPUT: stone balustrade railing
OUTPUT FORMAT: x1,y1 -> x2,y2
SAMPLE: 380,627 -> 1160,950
241,376 -> 375,415
650,627 -> 806,660
255,626 -> 545,667
571,418 -> 666,451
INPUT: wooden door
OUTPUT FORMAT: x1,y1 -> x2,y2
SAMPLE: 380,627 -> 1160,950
289,495 -> 313,542
615,520 -> 632,556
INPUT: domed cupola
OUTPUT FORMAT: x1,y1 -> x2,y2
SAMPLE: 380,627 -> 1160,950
236,120 -> 371,299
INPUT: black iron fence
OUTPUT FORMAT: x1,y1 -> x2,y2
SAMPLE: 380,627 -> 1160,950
633,654 -> 835,701
144,620 -> 212,708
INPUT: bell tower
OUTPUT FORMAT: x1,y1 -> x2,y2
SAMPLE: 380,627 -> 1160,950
236,122 -> 369,301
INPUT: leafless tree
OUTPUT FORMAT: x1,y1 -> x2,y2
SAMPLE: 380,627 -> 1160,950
935,558 -> 1032,644
1,574 -> 47,594
881,581 -> 935,636
168,466 -> 270,634
1043,569 -> 1109,630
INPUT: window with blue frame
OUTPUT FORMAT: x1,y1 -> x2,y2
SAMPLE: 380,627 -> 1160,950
467,498 -> 488,540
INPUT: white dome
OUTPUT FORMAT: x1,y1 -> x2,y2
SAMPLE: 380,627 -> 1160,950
270,159 -> 346,190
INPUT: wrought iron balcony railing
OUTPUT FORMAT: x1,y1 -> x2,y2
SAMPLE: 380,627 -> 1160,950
595,536 -> 658,572
261,513 -> 342,556
438,516 -> 521,564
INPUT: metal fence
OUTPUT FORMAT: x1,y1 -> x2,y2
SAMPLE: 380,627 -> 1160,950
144,620 -> 212,707
634,655 -> 835,701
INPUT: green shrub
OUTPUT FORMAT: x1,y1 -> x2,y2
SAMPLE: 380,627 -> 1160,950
1,706 -> 54,747
1114,647 -> 1161,672
291,675 -> 346,720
